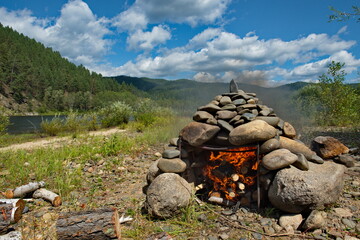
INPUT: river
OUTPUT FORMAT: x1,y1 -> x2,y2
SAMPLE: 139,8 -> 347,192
7,115 -> 66,134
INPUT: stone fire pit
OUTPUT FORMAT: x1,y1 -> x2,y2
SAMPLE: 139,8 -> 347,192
144,80 -> 347,219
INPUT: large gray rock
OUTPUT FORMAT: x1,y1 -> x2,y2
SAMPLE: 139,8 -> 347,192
262,149 -> 298,170
268,161 -> 346,213
180,122 -> 220,146
193,111 -> 216,123
147,160 -> 162,184
146,173 -> 192,218
229,120 -> 277,145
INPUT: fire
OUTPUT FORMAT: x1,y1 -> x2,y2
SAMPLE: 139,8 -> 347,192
204,146 -> 258,200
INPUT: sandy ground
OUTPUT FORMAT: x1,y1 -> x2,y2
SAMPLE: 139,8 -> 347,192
0,128 -> 126,152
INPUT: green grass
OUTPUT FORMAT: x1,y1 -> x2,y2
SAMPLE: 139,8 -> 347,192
0,116 -> 190,198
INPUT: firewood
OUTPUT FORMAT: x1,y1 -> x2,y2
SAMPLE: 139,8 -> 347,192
228,188 -> 236,198
209,191 -> 221,198
195,183 -> 205,191
0,231 -> 22,240
56,208 -> 121,240
240,165 -> 249,175
4,181 -> 45,199
0,199 -> 25,213
0,203 -> 23,234
231,173 -> 239,182
208,196 -> 235,206
32,188 -> 62,207
237,183 -> 246,191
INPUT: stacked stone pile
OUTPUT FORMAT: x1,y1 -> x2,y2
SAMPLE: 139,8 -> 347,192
144,80 -> 348,219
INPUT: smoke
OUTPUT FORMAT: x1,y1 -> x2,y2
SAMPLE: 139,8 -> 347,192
193,70 -> 272,87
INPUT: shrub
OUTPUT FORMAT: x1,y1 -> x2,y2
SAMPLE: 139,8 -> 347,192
98,101 -> 133,128
133,98 -> 174,128
0,106 -> 10,135
40,116 -> 64,136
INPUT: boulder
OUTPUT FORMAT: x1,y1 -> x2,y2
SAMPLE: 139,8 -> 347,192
262,149 -> 298,170
268,161 -> 346,213
180,122 -> 220,146
229,79 -> 239,93
229,120 -> 277,145
198,103 -> 221,113
255,116 -> 280,127
158,158 -> 187,173
311,136 -> 349,159
145,173 -> 192,218
219,96 -> 232,106
279,136 -> 317,161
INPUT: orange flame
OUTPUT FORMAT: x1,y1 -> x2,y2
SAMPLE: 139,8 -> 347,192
204,147 -> 258,200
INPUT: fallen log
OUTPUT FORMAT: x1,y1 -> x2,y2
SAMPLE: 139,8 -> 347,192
3,181 -> 45,199
0,203 -> 23,234
56,208 -> 121,240
0,231 -> 22,240
0,199 -> 25,213
33,188 -> 62,207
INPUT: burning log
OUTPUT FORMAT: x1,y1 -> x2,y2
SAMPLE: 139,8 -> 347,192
0,202 -> 24,234
237,183 -> 246,191
228,188 -> 236,198
231,173 -> 239,182
240,163 -> 250,175
56,208 -> 121,240
212,169 -> 226,179
208,196 -> 235,206
3,181 -> 45,199
33,188 -> 62,207
209,191 -> 221,198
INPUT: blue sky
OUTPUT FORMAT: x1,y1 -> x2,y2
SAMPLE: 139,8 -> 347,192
0,0 -> 359,86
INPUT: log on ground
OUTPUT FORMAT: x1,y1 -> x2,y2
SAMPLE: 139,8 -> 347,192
0,203 -> 23,234
56,208 -> 121,240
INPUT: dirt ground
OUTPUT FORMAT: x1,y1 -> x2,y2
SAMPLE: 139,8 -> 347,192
1,127 -> 360,240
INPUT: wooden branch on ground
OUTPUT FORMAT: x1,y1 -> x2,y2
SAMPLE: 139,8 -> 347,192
0,199 -> 25,213
33,188 -> 62,207
0,231 -> 22,240
56,208 -> 121,240
3,181 -> 45,199
0,203 -> 23,234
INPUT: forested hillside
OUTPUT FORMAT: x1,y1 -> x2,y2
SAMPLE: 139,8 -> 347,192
0,23 -> 126,112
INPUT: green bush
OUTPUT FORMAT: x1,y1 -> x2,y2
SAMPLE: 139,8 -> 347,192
82,112 -> 100,131
0,106 -> 10,135
40,116 -> 64,136
133,98 -> 174,128
98,101 -> 133,128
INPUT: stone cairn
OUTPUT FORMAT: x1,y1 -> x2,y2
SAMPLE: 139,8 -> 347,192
144,80 -> 347,219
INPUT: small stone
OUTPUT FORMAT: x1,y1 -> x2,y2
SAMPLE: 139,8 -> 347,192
193,111 -> 216,123
198,103 -> 222,113
260,218 -> 272,226
158,158 -> 187,173
154,152 -> 162,158
283,122 -> 296,138
255,116 -> 280,127
279,214 -> 302,231
263,226 -> 275,234
341,218 -> 356,229
233,99 -> 246,105
87,167 -> 94,173
216,111 -> 237,120
197,213 -> 207,222
292,153 -> 309,171
241,112 -> 256,121
208,236 -> 218,240
221,104 -> 237,111
344,235 -> 359,240
337,154 -> 356,167
219,96 -> 232,106
162,149 -> 180,159
302,210 -> 326,230
169,138 -> 179,146
333,208 -> 353,218
217,120 -> 234,132
251,232 -> 263,240
260,138 -> 280,154
147,160 -> 161,183
247,98 -> 256,104
219,233 -> 229,240
221,210 -> 233,216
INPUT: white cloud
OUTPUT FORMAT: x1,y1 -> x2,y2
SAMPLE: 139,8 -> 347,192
112,0 -> 231,32
0,0 -> 112,67
127,25 -> 171,51
108,29 -> 358,82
